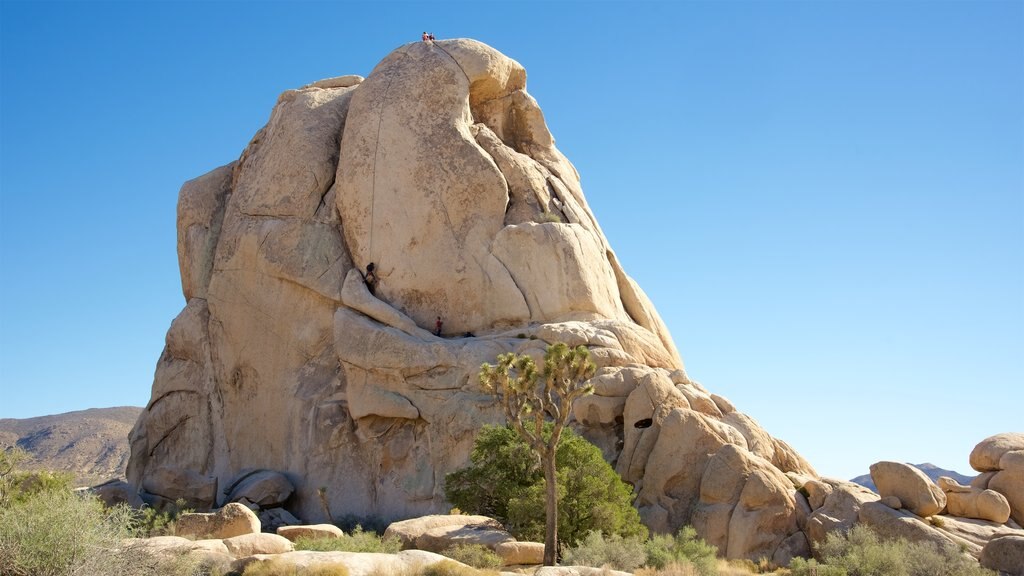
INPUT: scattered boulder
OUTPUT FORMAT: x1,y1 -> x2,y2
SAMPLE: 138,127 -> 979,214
222,533 -> 295,557
805,481 -> 878,550
990,449 -> 1024,526
90,478 -> 143,508
494,541 -> 544,565
224,469 -> 294,508
175,502 -> 261,539
277,524 -> 345,542
869,461 -> 945,517
230,550 -> 454,576
971,433 -> 1024,472
140,466 -> 217,510
384,515 -> 511,551
259,507 -> 301,531
937,476 -> 1011,523
980,534 -> 1024,576
879,496 -> 902,509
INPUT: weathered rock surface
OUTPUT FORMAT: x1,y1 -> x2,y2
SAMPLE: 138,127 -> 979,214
384,515 -> 513,552
175,502 -> 261,540
231,550 -> 458,576
222,533 -> 295,556
869,461 -> 946,517
140,465 -> 217,510
277,524 -> 345,542
981,534 -> 1024,576
128,38 -> 819,563
223,469 -> 294,508
494,541 -> 544,565
970,433 -> 1024,526
90,478 -> 144,508
938,476 -> 1011,523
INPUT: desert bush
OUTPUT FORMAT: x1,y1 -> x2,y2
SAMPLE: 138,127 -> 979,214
294,525 -> 401,553
0,486 -> 202,576
445,425 -> 645,546
441,544 -> 503,569
335,514 -> 390,535
562,530 -> 648,572
420,560 -> 499,576
792,524 -> 995,576
635,563 -> 702,576
134,497 -> 193,537
643,526 -> 718,575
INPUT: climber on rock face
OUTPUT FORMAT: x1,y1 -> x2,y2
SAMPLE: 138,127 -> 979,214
434,316 -> 443,336
364,262 -> 378,295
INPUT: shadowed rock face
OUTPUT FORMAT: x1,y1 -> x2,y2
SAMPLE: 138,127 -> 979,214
128,39 -> 817,562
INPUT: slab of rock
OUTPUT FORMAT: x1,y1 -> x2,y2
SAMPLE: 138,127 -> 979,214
223,470 -> 294,508
981,534 -> 1024,576
869,461 -> 945,517
384,515 -> 507,550
231,549 -> 454,576
141,466 -> 217,510
259,507 -> 300,531
931,514 -> 1024,550
857,502 -> 973,554
494,541 -> 544,565
805,481 -> 879,550
90,479 -> 143,508
277,524 -> 345,542
175,502 -> 261,539
223,533 -> 295,557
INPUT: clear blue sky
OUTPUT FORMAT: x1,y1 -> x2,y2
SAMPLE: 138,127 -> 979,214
1,1 -> 1021,481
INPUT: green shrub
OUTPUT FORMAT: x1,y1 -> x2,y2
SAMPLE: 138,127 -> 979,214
0,487 -> 201,576
294,525 -> 401,553
562,531 -> 647,572
445,425 -> 646,546
644,526 -> 718,575
441,544 -> 503,569
134,497 -> 193,537
799,524 -> 995,576
635,563 -> 701,576
420,560 -> 499,576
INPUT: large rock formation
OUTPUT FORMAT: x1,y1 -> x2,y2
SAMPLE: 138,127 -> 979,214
129,39 -> 819,562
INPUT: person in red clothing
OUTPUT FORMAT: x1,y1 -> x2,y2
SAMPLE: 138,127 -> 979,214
434,316 -> 443,336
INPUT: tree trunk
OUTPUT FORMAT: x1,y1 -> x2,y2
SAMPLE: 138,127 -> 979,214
543,450 -> 558,566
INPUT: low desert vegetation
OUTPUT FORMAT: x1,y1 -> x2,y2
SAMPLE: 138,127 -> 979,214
420,560 -> 500,576
788,524 -> 995,576
562,526 -> 719,574
440,543 -> 503,569
294,525 -> 402,553
0,448 -> 202,576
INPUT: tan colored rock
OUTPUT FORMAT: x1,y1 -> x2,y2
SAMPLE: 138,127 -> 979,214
534,568 -> 632,576
141,466 -> 217,510
869,461 -> 946,517
125,536 -> 230,557
806,481 -> 878,549
494,541 -> 544,565
90,479 -> 143,508
302,75 -> 364,90
224,469 -> 294,508
804,480 -> 834,511
972,470 -> 997,489
857,502 -> 966,552
277,524 -> 345,542
938,476 -> 1011,523
128,40 -> 820,557
384,515 -> 506,550
931,514 -> 1024,550
991,449 -> 1024,526
880,495 -> 903,509
232,549 -> 451,576
971,433 -> 1024,472
259,507 -> 300,531
175,503 -> 261,539
981,534 -> 1024,576
222,533 -> 295,557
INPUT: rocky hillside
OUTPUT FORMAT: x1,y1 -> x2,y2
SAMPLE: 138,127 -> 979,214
850,463 -> 974,492
0,406 -> 141,486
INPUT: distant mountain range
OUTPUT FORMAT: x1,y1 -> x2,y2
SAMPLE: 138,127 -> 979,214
850,462 -> 975,492
0,406 -> 143,486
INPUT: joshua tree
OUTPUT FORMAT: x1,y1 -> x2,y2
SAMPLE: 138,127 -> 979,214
479,342 -> 596,565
